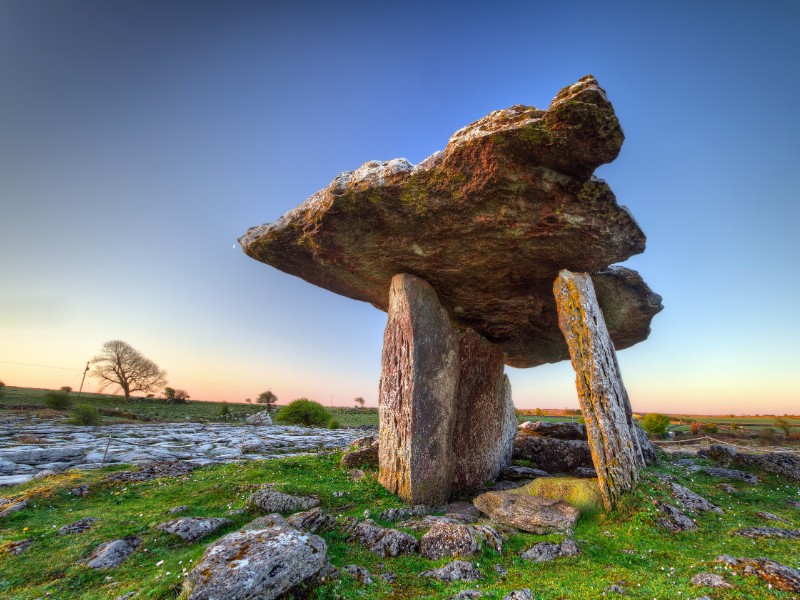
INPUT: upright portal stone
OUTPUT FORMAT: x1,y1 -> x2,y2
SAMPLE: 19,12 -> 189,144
451,330 -> 517,491
553,270 -> 643,511
379,273 -> 459,505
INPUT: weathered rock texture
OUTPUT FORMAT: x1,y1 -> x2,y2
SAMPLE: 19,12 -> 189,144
717,555 -> 800,593
378,273 -> 517,504
239,76 -> 662,368
473,490 -> 579,534
705,444 -> 800,482
451,330 -> 517,491
378,273 -> 459,505
553,270 -> 646,510
513,436 -> 593,473
515,477 -> 604,514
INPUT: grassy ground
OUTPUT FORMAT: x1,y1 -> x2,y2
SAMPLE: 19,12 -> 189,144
0,386 -> 378,428
1,449 -> 798,599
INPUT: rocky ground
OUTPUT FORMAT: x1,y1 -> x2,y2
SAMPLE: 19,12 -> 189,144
0,414 -> 368,487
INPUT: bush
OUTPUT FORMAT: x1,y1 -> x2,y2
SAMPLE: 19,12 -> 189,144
219,403 -> 230,417
641,413 -> 671,437
44,390 -> 72,411
689,421 -> 702,435
275,398 -> 331,427
60,386 -> 72,393
702,422 -> 719,434
0,380 -> 5,399
328,418 -> 341,429
774,418 -> 792,437
164,387 -> 190,404
69,404 -> 100,425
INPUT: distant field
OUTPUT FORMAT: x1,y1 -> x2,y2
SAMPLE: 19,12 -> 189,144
0,386 -> 378,428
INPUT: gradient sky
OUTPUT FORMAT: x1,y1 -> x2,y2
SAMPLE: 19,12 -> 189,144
1,1 -> 798,415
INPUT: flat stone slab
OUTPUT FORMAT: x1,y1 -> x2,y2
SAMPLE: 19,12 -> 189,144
239,76 -> 662,367
156,517 -> 233,542
85,536 -> 141,569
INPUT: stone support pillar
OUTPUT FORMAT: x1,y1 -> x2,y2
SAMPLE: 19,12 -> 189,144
378,273 -> 459,505
553,269 -> 643,511
378,273 -> 517,505
451,330 -> 517,491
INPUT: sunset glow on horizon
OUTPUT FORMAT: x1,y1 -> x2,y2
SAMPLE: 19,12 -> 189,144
1,1 -> 798,416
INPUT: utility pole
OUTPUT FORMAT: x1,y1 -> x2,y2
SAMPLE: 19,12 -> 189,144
77,362 -> 90,398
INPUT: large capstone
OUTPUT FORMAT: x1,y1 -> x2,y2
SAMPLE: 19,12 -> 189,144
239,76 -> 662,368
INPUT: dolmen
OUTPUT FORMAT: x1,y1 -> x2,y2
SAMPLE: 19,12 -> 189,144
240,75 -> 662,510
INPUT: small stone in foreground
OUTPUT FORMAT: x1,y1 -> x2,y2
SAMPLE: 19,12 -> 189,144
0,497 -> 28,518
735,527 -> 800,539
690,572 -> 732,588
755,511 -> 786,522
248,487 -> 319,513
286,507 -> 335,532
167,505 -> 189,514
85,536 -> 141,569
343,565 -> 372,585
670,483 -> 722,514
656,504 -> 697,532
420,522 -> 478,560
58,517 -> 99,535
183,525 -> 329,599
156,517 -> 232,542
419,560 -> 482,583
701,467 -> 759,485
452,591 -> 482,599
520,542 -> 560,562
503,590 -> 533,600
4,538 -> 33,555
717,555 -> 800,593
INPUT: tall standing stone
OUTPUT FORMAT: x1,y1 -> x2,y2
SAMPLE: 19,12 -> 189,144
379,273 -> 459,505
451,330 -> 517,491
553,270 -> 643,510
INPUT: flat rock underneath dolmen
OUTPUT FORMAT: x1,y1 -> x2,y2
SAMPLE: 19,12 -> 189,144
514,477 -> 604,514
472,490 -> 579,534
512,435 -> 593,473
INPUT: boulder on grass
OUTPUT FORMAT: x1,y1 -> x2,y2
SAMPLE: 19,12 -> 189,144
340,435 -> 379,468
246,411 -> 273,426
514,477 -> 604,514
472,490 -> 579,534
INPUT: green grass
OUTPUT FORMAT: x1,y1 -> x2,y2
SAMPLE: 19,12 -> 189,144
1,450 -> 798,599
0,386 -> 379,427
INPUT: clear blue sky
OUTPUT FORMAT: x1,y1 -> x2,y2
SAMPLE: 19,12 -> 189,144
1,1 -> 798,414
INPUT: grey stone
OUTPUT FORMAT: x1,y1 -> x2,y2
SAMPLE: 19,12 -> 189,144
419,560 -> 482,582
347,519 -> 419,557
573,467 -> 597,478
183,524 -> 329,599
701,467 -> 759,485
340,435 -> 378,468
0,446 -> 86,465
343,565 -> 372,585
167,505 -> 189,514
0,474 -> 34,487
670,483 -> 722,514
420,522 -> 480,560
248,487 -> 319,513
705,444 -> 800,482
4,538 -> 33,555
500,465 -> 551,480
717,483 -> 737,493
243,513 -> 289,531
716,555 -> 800,593
452,591 -> 482,599
755,511 -> 786,522
656,504 -> 697,532
518,420 -> 586,440
690,572 -> 732,588
735,527 -> 800,539
32,469 -> 57,480
246,411 -> 273,426
0,497 -> 28,518
0,458 -> 17,474
520,542 -> 561,562
157,517 -> 232,542
512,435 -> 593,473
58,517 -> 99,535
85,536 -> 141,569
286,507 -> 335,532
503,590 -> 533,600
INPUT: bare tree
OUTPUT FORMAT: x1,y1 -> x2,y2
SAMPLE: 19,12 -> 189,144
257,390 -> 278,412
354,396 -> 365,409
90,340 -> 167,401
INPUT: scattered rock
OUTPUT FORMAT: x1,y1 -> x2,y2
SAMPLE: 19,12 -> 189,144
656,503 -> 697,532
495,564 -> 508,576
340,435 -> 379,468
70,484 -> 89,497
519,420 -> 586,440
58,517 -> 99,535
445,501 -> 482,523
183,524 -> 329,599
607,583 -> 625,594
420,522 -> 479,559
380,572 -> 396,583
500,465 -> 550,480
348,468 -> 365,481
705,445 -> 800,482
755,511 -> 786,522
520,538 -> 580,562
452,591 -> 482,599
0,497 -> 28,518
515,476 -> 604,514
502,589 -> 533,600
669,483 -> 722,514
0,474 -> 33,487
473,490 -> 579,534
157,517 -> 232,542
717,483 -> 737,493
419,560 -> 482,583
85,536 -> 141,569
248,486 -> 319,513
32,469 -> 57,480
491,480 -> 520,491
286,507 -> 335,532
377,505 -> 431,522
347,519 -> 419,557
512,436 -> 593,473
701,467 -> 759,485
690,572 -> 732,588
735,527 -> 800,539
167,505 -> 189,515
717,555 -> 800,593
572,467 -> 597,478
786,499 -> 800,509
342,565 -> 372,585
3,538 -> 33,555
242,513 -> 289,531
246,411 -> 273,426
105,461 -> 195,484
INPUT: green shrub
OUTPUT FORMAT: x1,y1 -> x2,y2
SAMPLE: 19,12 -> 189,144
0,380 -> 5,399
327,418 -> 341,429
69,404 -> 100,425
219,403 -> 230,417
641,413 -> 671,437
44,390 -> 72,411
275,398 -> 331,427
